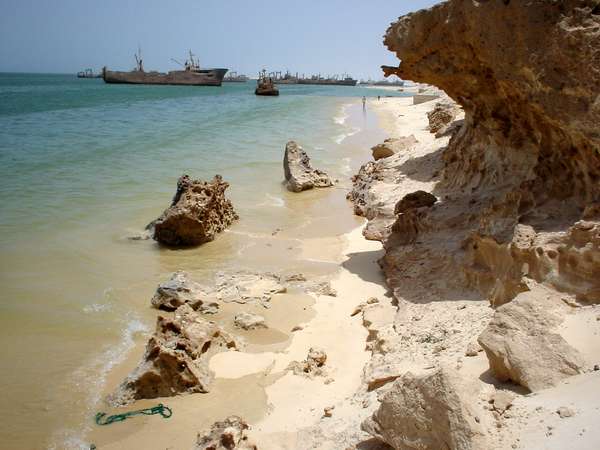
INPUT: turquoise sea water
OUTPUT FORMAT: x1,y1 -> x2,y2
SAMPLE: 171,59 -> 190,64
0,73 -> 401,448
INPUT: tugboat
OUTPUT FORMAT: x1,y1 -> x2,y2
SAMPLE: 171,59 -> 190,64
255,69 -> 279,96
102,49 -> 228,86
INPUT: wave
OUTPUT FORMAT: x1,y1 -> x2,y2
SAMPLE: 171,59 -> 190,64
333,126 -> 360,145
50,314 -> 150,449
256,193 -> 286,208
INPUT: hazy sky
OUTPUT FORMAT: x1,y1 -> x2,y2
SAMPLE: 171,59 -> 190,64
0,0 -> 438,79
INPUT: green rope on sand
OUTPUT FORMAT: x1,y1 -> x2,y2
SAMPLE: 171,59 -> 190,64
95,403 -> 172,426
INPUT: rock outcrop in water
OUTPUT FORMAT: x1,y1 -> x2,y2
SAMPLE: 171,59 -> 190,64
283,141 -> 333,192
151,174 -> 238,247
110,304 -> 239,405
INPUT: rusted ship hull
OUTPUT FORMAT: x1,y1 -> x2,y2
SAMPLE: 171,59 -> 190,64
102,68 -> 228,86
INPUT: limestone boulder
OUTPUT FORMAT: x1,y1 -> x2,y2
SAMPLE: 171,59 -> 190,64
362,367 -> 485,450
151,174 -> 238,247
151,271 -> 218,314
364,367 -> 485,449
195,416 -> 257,450
478,284 -> 585,392
110,304 -> 239,405
371,135 -> 418,161
283,141 -> 333,192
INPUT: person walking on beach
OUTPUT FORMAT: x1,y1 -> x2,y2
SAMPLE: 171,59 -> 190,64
362,96 -> 366,110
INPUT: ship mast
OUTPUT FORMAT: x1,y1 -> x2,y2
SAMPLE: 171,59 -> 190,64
134,46 -> 144,72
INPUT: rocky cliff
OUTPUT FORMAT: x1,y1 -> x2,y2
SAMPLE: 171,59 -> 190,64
344,1 -> 600,449
380,0 -> 600,306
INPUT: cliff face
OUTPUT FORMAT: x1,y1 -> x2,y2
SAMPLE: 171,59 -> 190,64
380,0 -> 600,306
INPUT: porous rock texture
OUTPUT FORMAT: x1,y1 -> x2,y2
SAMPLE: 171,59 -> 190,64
151,271 -> 219,314
344,1 -> 600,448
283,141 -> 333,192
110,304 -> 239,405
362,367 -> 485,450
151,174 -> 238,247
379,0 -> 600,309
195,416 -> 257,450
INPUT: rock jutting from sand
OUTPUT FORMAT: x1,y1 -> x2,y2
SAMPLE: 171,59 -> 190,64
478,282 -> 585,392
362,367 -> 485,450
151,271 -> 219,314
234,312 -> 267,330
150,174 -> 238,247
194,416 -> 257,450
283,140 -> 333,192
371,135 -> 418,161
110,304 -> 239,405
211,271 -> 287,304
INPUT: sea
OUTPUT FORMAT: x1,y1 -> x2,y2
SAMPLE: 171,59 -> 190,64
0,73 -> 404,449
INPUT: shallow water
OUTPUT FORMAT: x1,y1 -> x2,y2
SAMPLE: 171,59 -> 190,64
0,73 -> 400,449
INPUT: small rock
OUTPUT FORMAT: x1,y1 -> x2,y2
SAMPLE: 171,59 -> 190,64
323,406 -> 335,418
351,303 -> 366,317
491,391 -> 515,414
288,347 -> 328,378
194,416 -> 256,450
291,324 -> 304,332
366,297 -> 379,304
234,312 -> 267,330
465,341 -> 482,357
283,141 -> 333,192
556,406 -> 575,418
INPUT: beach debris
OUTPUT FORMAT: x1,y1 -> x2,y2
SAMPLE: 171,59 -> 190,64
151,271 -> 218,314
283,141 -> 333,192
150,174 -> 238,247
109,304 -> 239,405
194,416 -> 257,450
288,347 -> 328,378
95,403 -> 172,426
234,312 -> 267,330
371,135 -> 418,161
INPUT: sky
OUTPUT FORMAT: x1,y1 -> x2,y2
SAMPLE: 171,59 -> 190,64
0,0 -> 439,80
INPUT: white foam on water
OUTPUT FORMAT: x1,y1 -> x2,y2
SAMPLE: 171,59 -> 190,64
50,314 -> 150,449
257,193 -> 286,208
339,157 -> 352,176
332,103 -> 353,125
334,127 -> 360,145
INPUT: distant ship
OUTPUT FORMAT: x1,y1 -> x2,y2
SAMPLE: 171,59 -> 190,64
270,71 -> 357,86
223,71 -> 249,82
359,78 -> 405,87
102,49 -> 228,86
77,68 -> 101,79
297,75 -> 357,86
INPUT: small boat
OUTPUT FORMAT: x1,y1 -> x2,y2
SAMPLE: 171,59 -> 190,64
255,69 -> 279,96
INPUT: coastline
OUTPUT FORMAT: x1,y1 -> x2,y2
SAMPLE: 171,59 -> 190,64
83,97 -> 396,449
